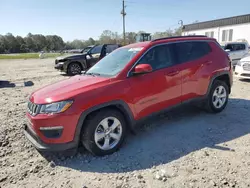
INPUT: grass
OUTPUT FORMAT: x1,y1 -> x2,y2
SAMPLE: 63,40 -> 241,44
0,53 -> 64,60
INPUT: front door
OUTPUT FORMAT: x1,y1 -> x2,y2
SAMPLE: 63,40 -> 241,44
128,44 -> 182,120
87,45 -> 104,67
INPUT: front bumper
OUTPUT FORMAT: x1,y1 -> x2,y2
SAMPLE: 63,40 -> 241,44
235,65 -> 250,79
54,62 -> 64,71
24,112 -> 80,152
23,124 -> 77,151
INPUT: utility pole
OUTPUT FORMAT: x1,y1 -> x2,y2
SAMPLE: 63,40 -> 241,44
121,0 -> 126,45
178,20 -> 184,35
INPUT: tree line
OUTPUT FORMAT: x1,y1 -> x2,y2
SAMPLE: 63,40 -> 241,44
0,27 -> 182,54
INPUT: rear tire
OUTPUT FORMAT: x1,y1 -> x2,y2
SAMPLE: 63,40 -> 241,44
81,109 -> 127,156
67,62 -> 83,75
205,80 -> 229,113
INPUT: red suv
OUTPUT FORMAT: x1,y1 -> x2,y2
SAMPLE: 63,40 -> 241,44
24,36 -> 233,156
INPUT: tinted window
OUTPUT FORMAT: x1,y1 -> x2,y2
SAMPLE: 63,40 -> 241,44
174,41 -> 211,63
89,45 -> 103,54
224,43 -> 246,51
106,45 -> 118,53
137,44 -> 175,70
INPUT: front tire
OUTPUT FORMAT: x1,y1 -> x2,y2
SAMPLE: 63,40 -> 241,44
205,80 -> 229,113
67,62 -> 83,75
81,109 -> 127,156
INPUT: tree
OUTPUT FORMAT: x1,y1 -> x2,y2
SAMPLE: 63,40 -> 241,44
45,35 -> 64,51
24,33 -> 35,52
0,25 -> 184,54
0,35 -> 7,53
16,36 -> 27,53
174,27 -> 182,36
99,30 -> 117,44
88,38 -> 95,45
126,32 -> 136,44
68,39 -> 85,49
4,33 -> 16,53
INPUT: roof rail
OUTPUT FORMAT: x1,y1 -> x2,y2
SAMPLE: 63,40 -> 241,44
152,35 -> 207,42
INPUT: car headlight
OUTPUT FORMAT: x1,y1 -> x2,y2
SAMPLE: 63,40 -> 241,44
58,59 -> 67,63
40,100 -> 73,114
237,61 -> 243,66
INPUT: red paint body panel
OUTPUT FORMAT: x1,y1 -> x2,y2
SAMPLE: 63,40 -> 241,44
26,36 -> 233,147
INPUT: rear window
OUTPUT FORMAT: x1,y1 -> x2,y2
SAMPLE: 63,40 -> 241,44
174,41 -> 211,63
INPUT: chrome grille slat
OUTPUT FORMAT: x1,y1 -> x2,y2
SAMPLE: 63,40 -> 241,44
27,101 -> 40,116
243,63 -> 250,71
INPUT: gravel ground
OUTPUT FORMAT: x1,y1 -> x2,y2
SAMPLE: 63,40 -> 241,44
0,59 -> 250,188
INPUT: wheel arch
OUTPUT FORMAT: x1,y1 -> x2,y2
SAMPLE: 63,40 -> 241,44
73,100 -> 136,145
207,71 -> 232,95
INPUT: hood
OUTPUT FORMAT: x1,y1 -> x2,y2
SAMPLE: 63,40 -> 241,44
240,54 -> 250,62
30,75 -> 110,104
56,53 -> 87,60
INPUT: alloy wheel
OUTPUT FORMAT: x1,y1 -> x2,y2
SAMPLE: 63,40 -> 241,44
212,85 -> 227,109
94,117 -> 123,151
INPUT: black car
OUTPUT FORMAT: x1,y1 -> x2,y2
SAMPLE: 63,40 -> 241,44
55,44 -> 120,75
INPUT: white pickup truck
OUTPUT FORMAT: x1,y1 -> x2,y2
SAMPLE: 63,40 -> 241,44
223,42 -> 249,66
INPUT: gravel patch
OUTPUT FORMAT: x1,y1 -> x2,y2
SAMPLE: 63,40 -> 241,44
0,59 -> 250,188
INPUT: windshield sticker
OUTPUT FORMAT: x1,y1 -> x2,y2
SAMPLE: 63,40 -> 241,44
128,47 -> 143,52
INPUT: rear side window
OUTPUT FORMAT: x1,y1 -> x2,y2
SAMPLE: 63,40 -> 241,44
174,41 -> 211,63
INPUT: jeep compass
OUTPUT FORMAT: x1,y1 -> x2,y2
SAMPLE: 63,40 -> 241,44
24,36 -> 233,156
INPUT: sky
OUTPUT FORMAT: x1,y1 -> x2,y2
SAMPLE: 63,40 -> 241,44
1,0 -> 250,41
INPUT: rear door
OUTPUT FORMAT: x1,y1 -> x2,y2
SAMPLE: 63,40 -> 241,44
172,41 -> 212,101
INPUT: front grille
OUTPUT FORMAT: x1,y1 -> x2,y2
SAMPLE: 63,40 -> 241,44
55,59 -> 59,64
27,101 -> 40,116
243,63 -> 250,71
241,73 -> 250,77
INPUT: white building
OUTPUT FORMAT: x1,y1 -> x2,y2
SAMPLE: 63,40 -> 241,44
182,14 -> 250,45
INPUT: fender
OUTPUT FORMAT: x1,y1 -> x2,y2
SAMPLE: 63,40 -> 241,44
72,100 -> 136,145
206,71 -> 232,96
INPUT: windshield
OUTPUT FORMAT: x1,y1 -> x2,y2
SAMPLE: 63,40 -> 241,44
86,47 -> 143,77
82,47 -> 92,53
89,45 -> 103,54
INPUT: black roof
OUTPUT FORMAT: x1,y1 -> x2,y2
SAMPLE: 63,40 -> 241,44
183,14 -> 250,32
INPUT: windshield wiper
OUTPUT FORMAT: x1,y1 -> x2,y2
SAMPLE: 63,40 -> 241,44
85,72 -> 101,76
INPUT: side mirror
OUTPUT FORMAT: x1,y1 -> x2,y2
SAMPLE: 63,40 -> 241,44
132,64 -> 153,75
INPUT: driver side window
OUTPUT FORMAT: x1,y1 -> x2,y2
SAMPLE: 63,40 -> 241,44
137,44 -> 174,70
89,45 -> 103,55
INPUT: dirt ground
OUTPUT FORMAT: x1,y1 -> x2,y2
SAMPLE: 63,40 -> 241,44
0,59 -> 250,188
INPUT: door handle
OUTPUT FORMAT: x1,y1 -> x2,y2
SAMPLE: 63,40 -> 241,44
166,70 -> 179,76
202,61 -> 212,67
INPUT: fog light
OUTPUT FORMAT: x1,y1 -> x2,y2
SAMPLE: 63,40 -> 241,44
39,126 -> 63,138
